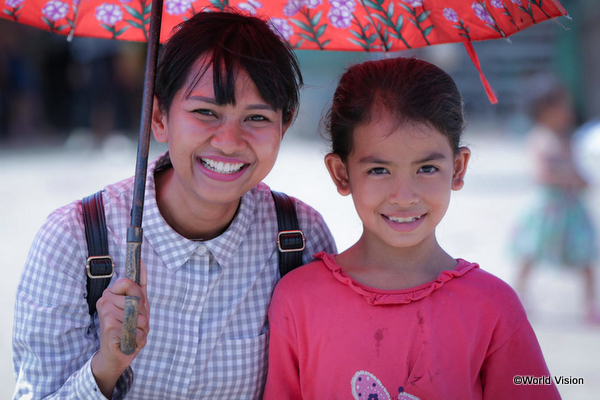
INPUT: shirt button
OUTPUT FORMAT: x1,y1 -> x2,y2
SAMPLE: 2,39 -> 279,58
195,245 -> 208,256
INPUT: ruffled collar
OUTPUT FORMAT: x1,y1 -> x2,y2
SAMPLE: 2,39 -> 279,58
315,252 -> 479,305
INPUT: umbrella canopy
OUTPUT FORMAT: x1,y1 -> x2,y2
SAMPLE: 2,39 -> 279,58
2,0 -> 569,102
2,0 -> 566,49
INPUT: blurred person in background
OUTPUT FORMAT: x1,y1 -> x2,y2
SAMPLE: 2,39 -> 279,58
66,39 -> 144,148
511,73 -> 599,323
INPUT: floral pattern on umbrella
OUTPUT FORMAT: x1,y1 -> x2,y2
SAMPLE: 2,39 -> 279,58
2,0 -> 567,51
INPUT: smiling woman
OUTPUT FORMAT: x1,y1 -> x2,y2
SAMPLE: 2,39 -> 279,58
11,11 -> 336,400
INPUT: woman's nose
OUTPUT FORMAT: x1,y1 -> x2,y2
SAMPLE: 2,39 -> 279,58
210,121 -> 247,154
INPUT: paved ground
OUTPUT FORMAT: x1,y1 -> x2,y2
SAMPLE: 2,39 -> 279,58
2,131 -> 599,399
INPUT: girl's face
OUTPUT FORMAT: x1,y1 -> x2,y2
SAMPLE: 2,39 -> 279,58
152,59 -> 289,209
326,116 -> 470,251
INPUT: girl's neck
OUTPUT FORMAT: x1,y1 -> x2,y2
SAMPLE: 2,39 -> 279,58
154,168 -> 240,241
336,232 -> 457,290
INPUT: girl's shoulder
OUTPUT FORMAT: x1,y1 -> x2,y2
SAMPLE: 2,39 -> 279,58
454,262 -> 527,319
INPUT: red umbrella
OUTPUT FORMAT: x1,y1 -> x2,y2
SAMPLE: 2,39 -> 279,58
1,0 -> 569,353
1,0 -> 568,99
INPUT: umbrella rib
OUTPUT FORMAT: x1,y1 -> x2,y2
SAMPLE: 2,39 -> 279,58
67,2 -> 81,42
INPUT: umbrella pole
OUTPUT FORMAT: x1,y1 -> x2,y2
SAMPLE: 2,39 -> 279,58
121,0 -> 164,356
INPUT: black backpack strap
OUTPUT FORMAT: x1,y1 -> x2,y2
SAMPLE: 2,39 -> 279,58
82,191 -> 114,315
271,190 -> 305,278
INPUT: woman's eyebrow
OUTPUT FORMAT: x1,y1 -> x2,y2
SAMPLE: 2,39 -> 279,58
186,95 -> 275,111
187,95 -> 217,104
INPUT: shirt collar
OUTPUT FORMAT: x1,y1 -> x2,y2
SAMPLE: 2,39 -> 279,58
142,152 -> 255,273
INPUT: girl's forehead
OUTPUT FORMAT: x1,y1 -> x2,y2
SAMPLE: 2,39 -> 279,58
351,118 -> 453,156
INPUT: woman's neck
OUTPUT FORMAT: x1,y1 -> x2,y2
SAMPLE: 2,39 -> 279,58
336,232 -> 456,290
154,168 -> 240,241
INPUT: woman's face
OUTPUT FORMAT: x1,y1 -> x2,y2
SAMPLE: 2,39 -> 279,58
152,59 -> 289,209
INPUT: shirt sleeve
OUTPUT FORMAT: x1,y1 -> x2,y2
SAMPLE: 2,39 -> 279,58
294,199 -> 337,265
263,280 -> 303,400
12,205 -> 132,399
481,320 -> 561,400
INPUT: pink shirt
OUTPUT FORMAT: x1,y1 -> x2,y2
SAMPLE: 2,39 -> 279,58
264,252 -> 560,400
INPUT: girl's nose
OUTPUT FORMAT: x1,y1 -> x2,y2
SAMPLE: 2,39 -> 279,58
388,180 -> 419,207
210,121 -> 247,154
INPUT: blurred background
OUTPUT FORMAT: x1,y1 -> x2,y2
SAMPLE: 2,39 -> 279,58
2,0 -> 600,398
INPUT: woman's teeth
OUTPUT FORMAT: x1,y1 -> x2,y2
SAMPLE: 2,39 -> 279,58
387,215 -> 422,223
201,158 -> 245,174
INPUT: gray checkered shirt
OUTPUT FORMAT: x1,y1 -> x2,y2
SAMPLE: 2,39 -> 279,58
13,152 -> 336,399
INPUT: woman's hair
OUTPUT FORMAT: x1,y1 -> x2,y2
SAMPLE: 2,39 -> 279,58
154,10 -> 303,125
324,57 -> 465,161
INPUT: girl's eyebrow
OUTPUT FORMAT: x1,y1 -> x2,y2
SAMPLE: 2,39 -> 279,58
358,156 -> 392,165
413,152 -> 446,164
359,152 -> 446,165
187,95 -> 275,111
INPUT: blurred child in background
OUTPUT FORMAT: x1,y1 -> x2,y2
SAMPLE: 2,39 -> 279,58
512,73 -> 599,323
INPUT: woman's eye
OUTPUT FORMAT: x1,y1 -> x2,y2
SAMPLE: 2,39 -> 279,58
246,115 -> 269,122
368,167 -> 389,175
419,165 -> 438,174
194,109 -> 215,117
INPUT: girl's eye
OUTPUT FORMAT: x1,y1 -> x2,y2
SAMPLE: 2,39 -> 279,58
419,165 -> 439,174
368,167 -> 389,175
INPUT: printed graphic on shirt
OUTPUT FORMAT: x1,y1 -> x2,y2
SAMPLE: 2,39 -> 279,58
351,370 -> 420,400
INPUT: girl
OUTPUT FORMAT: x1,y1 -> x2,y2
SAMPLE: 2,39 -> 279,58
263,58 -> 560,399
511,74 -> 598,322
13,11 -> 336,400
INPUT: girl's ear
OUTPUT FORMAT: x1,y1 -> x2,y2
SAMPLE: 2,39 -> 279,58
325,153 -> 351,196
152,96 -> 169,143
451,146 -> 471,191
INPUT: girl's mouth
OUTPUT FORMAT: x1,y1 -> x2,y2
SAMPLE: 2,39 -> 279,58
199,157 -> 245,175
385,215 -> 424,224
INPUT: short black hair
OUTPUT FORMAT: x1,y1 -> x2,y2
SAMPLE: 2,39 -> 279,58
325,57 -> 465,161
154,10 -> 303,125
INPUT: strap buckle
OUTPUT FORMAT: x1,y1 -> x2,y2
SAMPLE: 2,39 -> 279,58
86,255 -> 115,279
277,230 -> 306,253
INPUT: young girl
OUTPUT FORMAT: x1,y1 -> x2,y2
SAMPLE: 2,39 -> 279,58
263,58 -> 560,399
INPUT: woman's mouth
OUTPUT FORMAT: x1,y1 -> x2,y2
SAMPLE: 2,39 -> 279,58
200,158 -> 245,175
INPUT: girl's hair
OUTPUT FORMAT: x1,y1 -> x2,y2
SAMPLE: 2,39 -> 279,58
325,57 -> 465,161
154,10 -> 303,125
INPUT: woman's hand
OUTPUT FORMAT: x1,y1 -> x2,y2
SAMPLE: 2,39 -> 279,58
91,260 -> 150,398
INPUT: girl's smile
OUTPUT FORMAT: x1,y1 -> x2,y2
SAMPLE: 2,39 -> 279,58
382,213 -> 426,232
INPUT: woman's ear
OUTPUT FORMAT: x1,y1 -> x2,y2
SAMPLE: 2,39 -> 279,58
280,109 -> 295,140
152,96 -> 169,143
451,146 -> 471,191
325,153 -> 351,196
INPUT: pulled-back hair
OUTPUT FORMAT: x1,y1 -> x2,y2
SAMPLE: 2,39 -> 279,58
154,10 -> 303,125
325,57 -> 465,161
